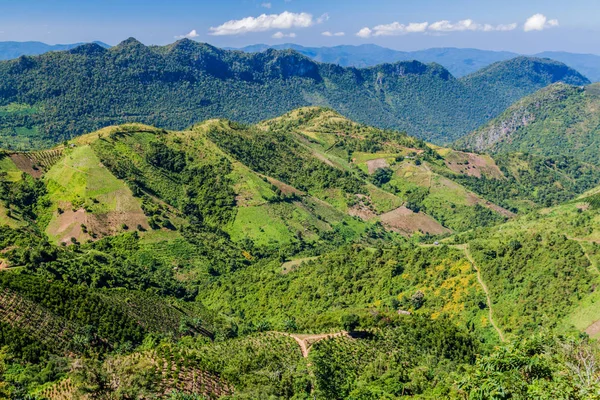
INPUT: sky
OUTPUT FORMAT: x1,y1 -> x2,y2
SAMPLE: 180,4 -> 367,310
1,0 -> 599,54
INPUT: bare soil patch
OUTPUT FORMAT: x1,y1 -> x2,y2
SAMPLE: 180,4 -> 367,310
265,176 -> 305,196
444,151 -> 504,179
49,208 -> 149,244
366,158 -> 389,174
281,256 -> 319,274
380,206 -> 450,236
9,154 -> 43,178
348,194 -> 376,220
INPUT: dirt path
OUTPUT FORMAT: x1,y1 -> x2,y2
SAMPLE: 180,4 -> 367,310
273,331 -> 350,358
420,243 -> 505,342
458,245 -> 506,342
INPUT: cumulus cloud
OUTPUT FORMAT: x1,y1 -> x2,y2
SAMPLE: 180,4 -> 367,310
261,2 -> 272,8
175,29 -> 199,39
272,31 -> 297,39
356,27 -> 373,38
357,19 -> 517,37
322,31 -> 345,37
524,14 -> 559,32
210,11 -> 315,36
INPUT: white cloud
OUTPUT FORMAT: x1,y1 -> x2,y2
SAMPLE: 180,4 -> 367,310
317,13 -> 330,24
272,31 -> 297,39
524,14 -> 559,32
210,11 -> 315,36
322,31 -> 345,37
261,2 -> 272,9
356,27 -> 373,38
369,21 -> 429,36
356,18 -> 517,37
175,29 -> 199,39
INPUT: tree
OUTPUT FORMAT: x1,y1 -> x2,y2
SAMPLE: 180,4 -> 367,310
341,314 -> 360,332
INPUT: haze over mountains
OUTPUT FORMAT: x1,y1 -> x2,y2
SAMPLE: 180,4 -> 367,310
235,43 -> 600,82
0,38 -> 589,150
0,41 -> 110,61
2,41 -> 599,82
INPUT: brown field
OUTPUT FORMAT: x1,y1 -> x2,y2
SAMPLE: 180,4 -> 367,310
380,206 -> 451,236
9,153 -> 43,178
443,150 -> 505,179
366,158 -> 390,174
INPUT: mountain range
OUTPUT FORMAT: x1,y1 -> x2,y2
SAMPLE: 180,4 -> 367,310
235,43 -> 600,82
0,38 -> 589,150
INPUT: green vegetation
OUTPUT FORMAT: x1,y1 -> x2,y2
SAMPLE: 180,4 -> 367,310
1,108 -> 600,398
0,40 -> 589,149
458,83 -> 600,165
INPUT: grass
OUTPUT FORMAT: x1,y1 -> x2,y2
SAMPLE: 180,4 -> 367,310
227,205 -> 295,246
0,155 -> 22,182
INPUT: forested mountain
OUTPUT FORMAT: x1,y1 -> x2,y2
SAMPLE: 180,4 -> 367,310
2,109 -> 600,397
0,41 -> 110,60
237,43 -> 600,82
0,38 -> 589,150
457,83 -> 600,165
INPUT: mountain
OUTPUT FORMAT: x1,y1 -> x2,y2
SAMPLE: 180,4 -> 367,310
0,40 -> 110,60
537,51 -> 600,82
0,38 -> 589,150
2,109 -> 600,397
236,44 -> 600,82
235,44 -> 519,77
456,83 -> 600,165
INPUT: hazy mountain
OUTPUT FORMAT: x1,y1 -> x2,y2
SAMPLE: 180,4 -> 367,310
236,44 -> 600,82
0,40 -> 110,60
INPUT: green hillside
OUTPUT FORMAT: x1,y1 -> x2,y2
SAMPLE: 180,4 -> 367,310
2,110 -> 600,398
0,39 -> 589,150
457,83 -> 600,165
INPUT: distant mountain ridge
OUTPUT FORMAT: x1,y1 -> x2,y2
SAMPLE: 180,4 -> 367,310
0,38 -> 589,149
234,44 -> 600,82
0,40 -> 110,60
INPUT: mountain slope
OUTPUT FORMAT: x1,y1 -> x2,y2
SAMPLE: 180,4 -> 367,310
457,83 -> 600,165
2,109 -> 600,398
0,38 -> 589,149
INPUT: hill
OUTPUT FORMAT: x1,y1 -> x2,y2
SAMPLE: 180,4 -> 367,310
0,41 -> 110,60
0,38 -> 589,149
2,109 -> 600,397
457,83 -> 600,165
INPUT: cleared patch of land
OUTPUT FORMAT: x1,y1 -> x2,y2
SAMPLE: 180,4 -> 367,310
380,206 -> 450,236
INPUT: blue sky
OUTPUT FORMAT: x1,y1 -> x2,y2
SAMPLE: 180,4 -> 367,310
1,0 -> 599,54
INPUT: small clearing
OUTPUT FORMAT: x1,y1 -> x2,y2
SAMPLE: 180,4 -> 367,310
281,256 -> 319,274
9,153 -> 43,178
380,206 -> 450,236
444,151 -> 505,179
274,331 -> 350,358
366,158 -> 389,174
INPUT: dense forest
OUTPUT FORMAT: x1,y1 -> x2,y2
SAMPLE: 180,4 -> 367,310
0,38 -> 590,149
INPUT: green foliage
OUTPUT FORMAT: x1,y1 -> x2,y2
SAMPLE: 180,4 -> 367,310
459,83 -> 600,166
311,317 -> 477,399
0,41 -> 589,149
